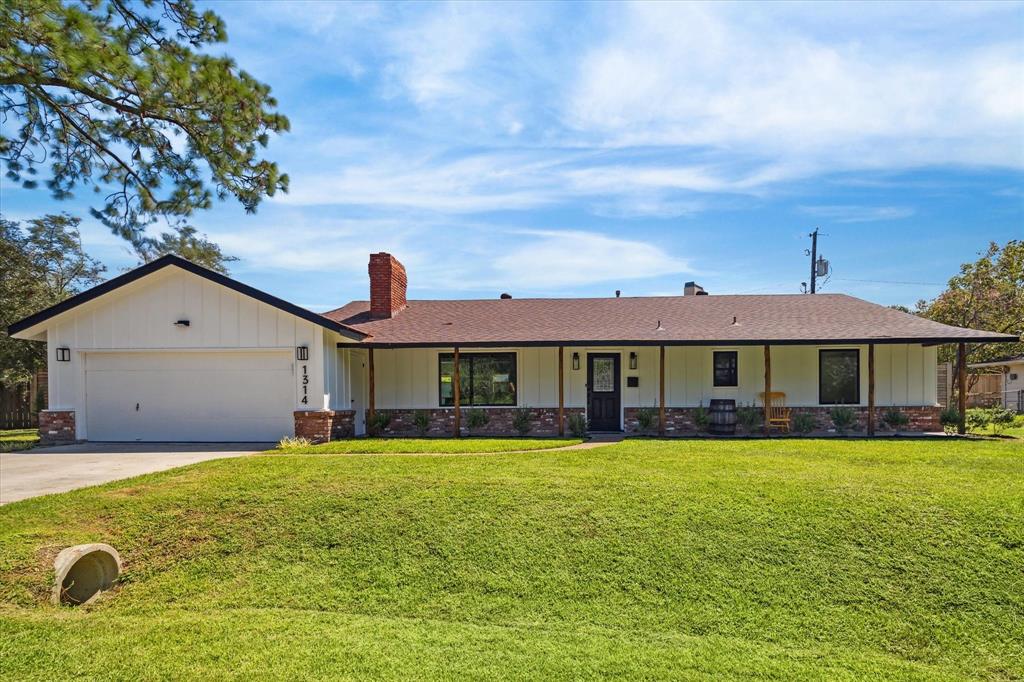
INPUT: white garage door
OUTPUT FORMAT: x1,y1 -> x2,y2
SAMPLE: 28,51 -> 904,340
85,351 -> 294,442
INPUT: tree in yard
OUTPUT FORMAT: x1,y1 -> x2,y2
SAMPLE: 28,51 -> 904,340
131,223 -> 237,274
0,0 -> 289,247
916,240 -> 1024,397
1,213 -> 106,384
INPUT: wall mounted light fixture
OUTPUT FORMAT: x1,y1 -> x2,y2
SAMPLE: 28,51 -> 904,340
296,346 -> 309,361
173,319 -> 190,327
572,352 -> 580,371
56,347 -> 71,362
629,351 -> 638,370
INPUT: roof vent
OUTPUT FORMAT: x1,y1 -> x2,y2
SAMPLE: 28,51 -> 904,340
615,290 -> 621,298
500,293 -> 512,299
684,281 -> 706,296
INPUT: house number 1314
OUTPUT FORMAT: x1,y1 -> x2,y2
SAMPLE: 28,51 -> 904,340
301,364 -> 309,405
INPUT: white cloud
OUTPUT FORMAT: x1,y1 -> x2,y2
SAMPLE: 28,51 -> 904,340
798,205 -> 916,223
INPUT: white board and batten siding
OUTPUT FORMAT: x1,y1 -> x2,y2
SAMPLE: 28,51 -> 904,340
44,266 -> 335,441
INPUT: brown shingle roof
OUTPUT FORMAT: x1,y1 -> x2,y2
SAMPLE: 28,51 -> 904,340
322,294 -> 1017,347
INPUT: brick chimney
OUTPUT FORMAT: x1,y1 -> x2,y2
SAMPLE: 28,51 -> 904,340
368,252 -> 408,319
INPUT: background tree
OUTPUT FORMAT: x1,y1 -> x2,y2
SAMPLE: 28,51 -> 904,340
0,0 -> 289,248
0,213 -> 106,385
132,223 -> 237,274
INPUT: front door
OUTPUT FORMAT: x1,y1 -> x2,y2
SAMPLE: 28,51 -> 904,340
587,353 -> 621,431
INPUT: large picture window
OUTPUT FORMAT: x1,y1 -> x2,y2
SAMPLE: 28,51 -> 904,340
439,352 -> 517,407
713,351 -> 738,387
819,349 -> 860,404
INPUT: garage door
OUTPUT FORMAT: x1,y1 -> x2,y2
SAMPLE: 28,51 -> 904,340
85,351 -> 294,441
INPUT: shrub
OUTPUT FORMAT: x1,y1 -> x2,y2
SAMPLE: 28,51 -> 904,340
277,436 -> 311,450
567,412 -> 587,439
881,408 -> 909,431
693,403 -> 709,433
635,406 -> 656,434
413,410 -> 430,436
829,406 -> 856,435
512,406 -> 533,436
966,408 -> 990,433
467,408 -> 490,432
792,412 -> 816,435
368,410 -> 391,436
736,403 -> 762,433
986,406 -> 1016,435
940,407 -> 960,435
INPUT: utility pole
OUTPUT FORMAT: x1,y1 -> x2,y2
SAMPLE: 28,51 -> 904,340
809,228 -> 819,294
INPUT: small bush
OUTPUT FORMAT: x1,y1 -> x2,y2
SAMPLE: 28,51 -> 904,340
413,410 -> 430,436
635,406 -> 657,434
277,436 -> 311,450
467,408 -> 490,432
736,404 -> 762,433
567,412 -> 587,439
512,406 -> 533,436
829,406 -> 856,435
940,406 -> 960,435
693,404 -> 710,432
881,408 -> 910,431
985,406 -> 1015,435
792,412 -> 816,435
368,411 -> 391,436
966,408 -> 990,432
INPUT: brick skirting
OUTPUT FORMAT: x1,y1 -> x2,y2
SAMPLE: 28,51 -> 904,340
625,405 -> 942,435
372,407 -> 586,437
39,410 -> 76,444
293,410 -> 355,443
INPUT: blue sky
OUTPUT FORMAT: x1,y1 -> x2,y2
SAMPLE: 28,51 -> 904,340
3,0 -> 1023,310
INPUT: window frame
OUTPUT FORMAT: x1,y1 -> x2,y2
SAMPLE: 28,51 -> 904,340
712,350 -> 738,387
818,349 -> 861,405
438,351 -> 518,407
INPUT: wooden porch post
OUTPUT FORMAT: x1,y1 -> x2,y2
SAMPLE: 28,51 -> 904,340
763,344 -> 771,436
453,346 -> 461,438
558,346 -> 565,436
957,342 -> 967,435
659,345 -> 666,436
367,347 -> 375,429
867,344 -> 876,436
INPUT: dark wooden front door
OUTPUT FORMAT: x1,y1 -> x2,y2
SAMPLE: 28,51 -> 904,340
587,353 -> 621,431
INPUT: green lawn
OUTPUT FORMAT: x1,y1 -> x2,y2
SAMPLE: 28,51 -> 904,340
276,436 -> 582,454
1,439 -> 1022,680
0,429 -> 38,453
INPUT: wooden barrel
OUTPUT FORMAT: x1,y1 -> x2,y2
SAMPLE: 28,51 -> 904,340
708,399 -> 737,435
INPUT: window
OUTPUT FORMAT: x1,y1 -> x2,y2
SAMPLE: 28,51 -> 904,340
819,349 -> 860,404
439,352 -> 517,406
713,351 -> 738,387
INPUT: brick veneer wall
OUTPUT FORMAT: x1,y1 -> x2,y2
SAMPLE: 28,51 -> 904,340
625,405 -> 942,435
293,410 -> 355,443
373,407 -> 586,437
39,409 -> 75,444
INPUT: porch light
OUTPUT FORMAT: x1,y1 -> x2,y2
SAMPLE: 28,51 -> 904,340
173,319 -> 190,327
629,352 -> 638,370
296,346 -> 309,361
572,352 -> 580,371
55,347 -> 71,362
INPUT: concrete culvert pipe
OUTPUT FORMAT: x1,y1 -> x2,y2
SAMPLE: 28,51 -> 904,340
51,544 -> 122,606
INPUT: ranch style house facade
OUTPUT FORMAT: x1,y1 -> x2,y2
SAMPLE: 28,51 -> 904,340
9,252 -> 1016,444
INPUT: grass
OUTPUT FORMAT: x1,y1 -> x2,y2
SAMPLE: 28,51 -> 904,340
274,436 -> 582,454
1,439 -> 1022,680
0,429 -> 38,453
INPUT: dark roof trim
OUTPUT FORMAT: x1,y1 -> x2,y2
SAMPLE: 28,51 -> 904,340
8,254 -> 368,341
342,335 -> 1017,350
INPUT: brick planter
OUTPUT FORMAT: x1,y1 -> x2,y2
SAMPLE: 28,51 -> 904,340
39,410 -> 76,444
373,407 -> 586,437
293,410 -> 355,443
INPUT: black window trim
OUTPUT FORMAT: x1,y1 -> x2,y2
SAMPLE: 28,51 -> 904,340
438,351 -> 518,407
818,348 -> 861,405
713,350 -> 738,387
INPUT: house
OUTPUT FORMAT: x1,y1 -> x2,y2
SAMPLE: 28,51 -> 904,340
8,253 -> 1016,443
968,356 -> 1024,413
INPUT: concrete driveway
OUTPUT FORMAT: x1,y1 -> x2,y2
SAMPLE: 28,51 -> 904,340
0,442 -> 271,505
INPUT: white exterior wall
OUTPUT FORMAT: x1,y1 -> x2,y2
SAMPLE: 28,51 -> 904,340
39,267 -> 331,439
363,343 -> 938,410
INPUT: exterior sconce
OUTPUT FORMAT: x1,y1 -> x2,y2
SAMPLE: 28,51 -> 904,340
629,352 -> 638,370
296,346 -> 309,361
173,319 -> 190,327
572,352 -> 580,371
55,347 -> 71,362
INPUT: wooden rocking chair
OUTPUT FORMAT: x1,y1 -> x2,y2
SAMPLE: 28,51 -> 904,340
758,391 -> 792,434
